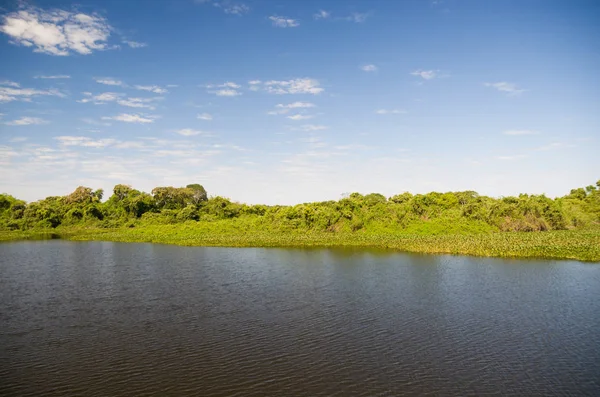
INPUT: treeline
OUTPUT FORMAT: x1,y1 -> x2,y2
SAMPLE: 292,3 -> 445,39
1,181 -> 599,234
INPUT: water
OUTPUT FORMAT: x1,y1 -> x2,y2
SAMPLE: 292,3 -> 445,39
1,241 -> 599,396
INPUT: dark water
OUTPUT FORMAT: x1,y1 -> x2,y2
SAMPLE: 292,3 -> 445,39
1,241 -> 599,396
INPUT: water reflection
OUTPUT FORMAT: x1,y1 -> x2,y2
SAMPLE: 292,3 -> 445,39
1,241 -> 599,396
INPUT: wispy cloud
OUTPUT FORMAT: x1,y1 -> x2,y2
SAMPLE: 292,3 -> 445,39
4,117 -> 49,126
264,78 -> 323,95
361,64 -> 378,72
122,40 -> 147,48
314,10 -> 330,20
205,82 -> 242,96
213,89 -> 242,97
287,114 -> 314,121
535,142 -> 563,151
134,85 -> 168,94
0,81 -> 65,103
0,6 -> 112,56
78,92 -> 160,109
175,128 -> 207,136
81,118 -> 111,127
117,97 -> 161,109
218,3 -> 250,15
34,75 -> 70,79
55,136 -> 117,148
248,80 -> 262,91
78,92 -> 124,104
344,12 -> 370,23
206,82 -> 240,89
410,70 -> 438,80
0,80 -> 20,87
269,16 -> 300,28
484,82 -> 526,95
198,113 -> 213,121
196,0 -> 250,15
278,102 -> 315,109
268,102 -> 316,115
298,124 -> 328,131
94,78 -> 168,94
95,77 -> 124,86
375,109 -> 407,115
102,114 -> 156,123
503,129 -> 539,136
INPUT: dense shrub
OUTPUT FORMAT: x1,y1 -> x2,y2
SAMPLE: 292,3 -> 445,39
1,181 -> 599,234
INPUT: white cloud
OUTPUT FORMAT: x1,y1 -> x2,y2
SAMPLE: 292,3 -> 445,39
117,97 -> 160,109
220,3 -> 250,15
34,75 -> 70,79
248,80 -> 261,91
361,64 -> 378,72
175,128 -> 206,136
535,142 -> 563,151
345,13 -> 370,23
221,82 -> 240,88
95,92 -> 123,102
9,137 -> 28,142
123,40 -> 147,48
0,81 -> 65,103
81,118 -> 111,126
95,77 -> 124,86
4,117 -> 49,126
269,102 -> 316,115
264,78 -> 323,95
0,6 -> 112,56
93,79 -> 168,94
212,89 -> 242,97
102,114 -> 156,123
375,109 -> 407,115
205,82 -> 242,96
205,81 -> 241,89
0,80 -> 20,87
411,70 -> 438,80
81,92 -> 123,103
55,136 -> 116,148
503,129 -> 539,136
134,85 -> 168,94
114,141 -> 147,149
198,113 -> 213,121
269,16 -> 299,28
80,92 -> 157,108
298,124 -> 328,131
197,1 -> 250,15
288,114 -> 314,120
278,102 -> 316,109
484,82 -> 525,95
314,10 -> 330,20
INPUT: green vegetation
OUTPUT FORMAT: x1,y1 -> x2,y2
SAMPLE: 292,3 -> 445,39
1,181 -> 599,261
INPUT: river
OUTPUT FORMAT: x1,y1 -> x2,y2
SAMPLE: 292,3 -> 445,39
1,241 -> 599,396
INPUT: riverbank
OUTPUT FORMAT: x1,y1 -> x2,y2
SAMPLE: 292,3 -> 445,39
1,227 -> 599,262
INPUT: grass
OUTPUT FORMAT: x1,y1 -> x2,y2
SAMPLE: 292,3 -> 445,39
2,224 -> 597,262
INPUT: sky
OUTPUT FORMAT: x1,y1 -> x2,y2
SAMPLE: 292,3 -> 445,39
0,0 -> 599,205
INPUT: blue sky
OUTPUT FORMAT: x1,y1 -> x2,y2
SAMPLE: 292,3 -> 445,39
1,0 -> 598,204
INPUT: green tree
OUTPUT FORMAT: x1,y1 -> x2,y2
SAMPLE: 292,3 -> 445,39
186,184 -> 208,205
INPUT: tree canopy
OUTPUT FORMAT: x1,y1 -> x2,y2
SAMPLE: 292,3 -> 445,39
1,181 -> 598,234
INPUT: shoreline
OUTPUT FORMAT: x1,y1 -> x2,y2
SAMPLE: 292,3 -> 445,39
2,228 -> 599,262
